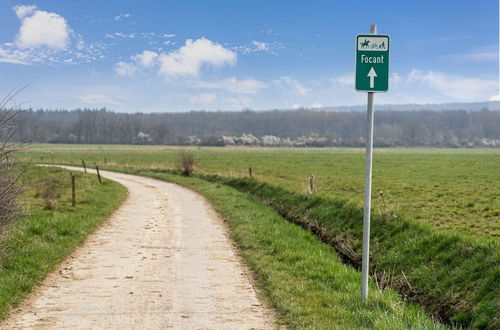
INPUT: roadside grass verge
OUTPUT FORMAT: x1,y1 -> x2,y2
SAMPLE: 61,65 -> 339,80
0,165 -> 126,320
140,170 -> 442,329
194,174 -> 499,329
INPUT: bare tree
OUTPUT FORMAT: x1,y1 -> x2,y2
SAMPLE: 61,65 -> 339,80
0,90 -> 23,231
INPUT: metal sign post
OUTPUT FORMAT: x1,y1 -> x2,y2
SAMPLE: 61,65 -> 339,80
355,24 -> 390,302
361,85 -> 374,303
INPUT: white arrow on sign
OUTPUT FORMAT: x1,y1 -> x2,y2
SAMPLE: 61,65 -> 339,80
367,67 -> 377,88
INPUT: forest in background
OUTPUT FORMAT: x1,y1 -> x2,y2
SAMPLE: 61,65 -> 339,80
12,108 -> 500,148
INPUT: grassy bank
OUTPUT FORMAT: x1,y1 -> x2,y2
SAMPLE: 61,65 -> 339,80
140,170 -> 442,329
0,165 -> 126,320
195,173 -> 499,329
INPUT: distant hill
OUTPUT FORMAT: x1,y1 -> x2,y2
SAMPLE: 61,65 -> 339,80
303,101 -> 500,112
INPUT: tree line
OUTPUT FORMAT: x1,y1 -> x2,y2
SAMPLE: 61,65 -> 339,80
11,108 -> 500,147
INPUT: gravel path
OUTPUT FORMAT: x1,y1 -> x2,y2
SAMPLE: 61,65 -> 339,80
3,166 -> 275,329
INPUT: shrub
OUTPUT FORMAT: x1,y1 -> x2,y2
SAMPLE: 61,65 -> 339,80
177,150 -> 195,176
0,96 -> 22,231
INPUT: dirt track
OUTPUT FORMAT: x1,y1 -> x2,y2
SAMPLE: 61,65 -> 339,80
3,166 -> 275,329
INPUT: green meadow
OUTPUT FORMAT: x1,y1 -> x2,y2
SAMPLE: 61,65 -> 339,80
18,145 -> 500,328
23,145 -> 500,239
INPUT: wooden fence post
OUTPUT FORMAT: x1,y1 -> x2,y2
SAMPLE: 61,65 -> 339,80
95,164 -> 102,185
309,174 -> 315,194
70,173 -> 76,206
81,159 -> 87,173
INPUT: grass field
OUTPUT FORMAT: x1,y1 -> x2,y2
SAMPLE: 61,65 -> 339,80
0,165 -> 126,320
22,145 -> 500,239
18,145 -> 500,328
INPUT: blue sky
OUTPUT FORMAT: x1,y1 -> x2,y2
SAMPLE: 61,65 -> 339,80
0,0 -> 498,112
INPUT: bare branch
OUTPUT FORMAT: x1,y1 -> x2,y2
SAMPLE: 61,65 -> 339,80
0,86 -> 27,231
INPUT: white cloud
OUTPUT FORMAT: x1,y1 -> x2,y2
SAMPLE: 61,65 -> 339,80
292,103 -> 302,109
158,38 -> 236,77
406,69 -> 497,101
331,72 -> 354,87
113,13 -> 131,21
0,47 -> 34,65
0,39 -> 106,66
163,34 -> 176,38
234,40 -> 276,54
252,41 -> 269,51
114,51 -> 158,76
273,76 -> 308,95
458,51 -> 497,61
13,4 -> 37,19
115,61 -> 137,76
197,77 -> 267,94
105,32 -> 136,39
390,72 -> 403,86
7,5 -> 103,66
15,8 -> 70,49
327,69 -> 498,105
133,50 -> 158,67
447,45 -> 498,62
190,92 -> 217,104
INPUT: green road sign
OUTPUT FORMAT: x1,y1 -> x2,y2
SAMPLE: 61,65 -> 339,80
355,35 -> 389,92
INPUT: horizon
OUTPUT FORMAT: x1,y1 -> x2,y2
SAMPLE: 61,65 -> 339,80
16,100 -> 500,114
1,1 -> 499,112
